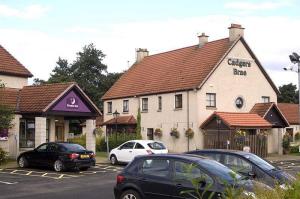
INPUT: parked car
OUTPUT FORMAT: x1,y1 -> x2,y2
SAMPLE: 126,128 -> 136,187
186,149 -> 295,187
109,140 -> 168,165
17,142 -> 96,172
114,154 -> 269,199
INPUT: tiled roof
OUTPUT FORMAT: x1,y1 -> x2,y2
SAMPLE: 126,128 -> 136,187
0,87 -> 19,109
278,103 -> 299,125
103,115 -> 137,125
0,45 -> 32,77
250,102 -> 275,117
201,112 -> 272,129
18,82 -> 74,113
102,38 -> 231,100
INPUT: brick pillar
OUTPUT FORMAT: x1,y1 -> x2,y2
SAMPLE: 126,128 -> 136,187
64,120 -> 69,141
8,114 -> 21,158
86,119 -> 96,153
35,117 -> 47,147
49,117 -> 56,142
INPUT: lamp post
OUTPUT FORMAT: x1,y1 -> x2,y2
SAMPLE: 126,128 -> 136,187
113,110 -> 120,143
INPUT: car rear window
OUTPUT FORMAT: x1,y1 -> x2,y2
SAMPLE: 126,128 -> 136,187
147,142 -> 166,150
60,143 -> 86,152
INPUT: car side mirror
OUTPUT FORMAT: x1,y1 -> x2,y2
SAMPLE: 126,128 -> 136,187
248,171 -> 256,178
118,147 -> 121,150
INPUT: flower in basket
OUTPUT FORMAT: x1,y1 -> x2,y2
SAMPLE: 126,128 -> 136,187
185,128 -> 194,138
170,128 -> 179,138
235,130 -> 246,137
154,128 -> 163,137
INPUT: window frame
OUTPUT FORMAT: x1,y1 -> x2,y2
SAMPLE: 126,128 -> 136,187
123,100 -> 129,113
107,101 -> 112,114
158,96 -> 162,111
262,96 -> 270,103
206,93 -> 216,108
175,94 -> 183,109
142,98 -> 148,112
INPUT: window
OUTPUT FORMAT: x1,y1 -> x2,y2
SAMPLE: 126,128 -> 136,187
134,143 -> 145,149
19,119 -> 35,148
47,144 -> 59,152
223,154 -> 252,174
206,93 -> 216,107
158,96 -> 162,111
120,142 -> 135,150
147,142 -> 166,150
142,98 -> 148,112
147,128 -> 154,140
123,100 -> 129,112
235,97 -> 244,109
175,94 -> 182,109
262,96 -> 270,103
36,144 -> 48,152
107,102 -> 112,113
141,158 -> 170,178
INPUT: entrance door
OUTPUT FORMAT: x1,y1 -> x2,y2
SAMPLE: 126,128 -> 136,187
55,125 -> 64,142
147,128 -> 154,140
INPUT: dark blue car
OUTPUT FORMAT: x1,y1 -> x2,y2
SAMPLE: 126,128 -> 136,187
186,149 -> 295,187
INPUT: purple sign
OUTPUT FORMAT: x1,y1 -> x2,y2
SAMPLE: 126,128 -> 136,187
52,90 -> 92,113
0,129 -> 8,141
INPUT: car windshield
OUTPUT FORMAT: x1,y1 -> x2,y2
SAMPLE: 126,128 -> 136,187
60,143 -> 86,152
147,142 -> 166,150
244,153 -> 276,171
199,159 -> 243,184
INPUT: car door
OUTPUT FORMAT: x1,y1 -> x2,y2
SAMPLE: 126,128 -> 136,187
133,142 -> 147,157
137,157 -> 174,199
117,142 -> 136,162
46,143 -> 60,166
172,160 -> 216,199
30,143 -> 48,166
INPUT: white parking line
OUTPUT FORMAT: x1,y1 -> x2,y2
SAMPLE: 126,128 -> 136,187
0,180 -> 18,185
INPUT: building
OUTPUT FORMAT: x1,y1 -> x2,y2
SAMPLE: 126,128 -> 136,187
102,24 -> 290,156
0,45 -> 100,158
278,103 -> 300,140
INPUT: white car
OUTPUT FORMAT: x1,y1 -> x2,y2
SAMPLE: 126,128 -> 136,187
109,140 -> 168,165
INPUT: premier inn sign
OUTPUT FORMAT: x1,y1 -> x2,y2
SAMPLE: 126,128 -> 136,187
227,58 -> 251,76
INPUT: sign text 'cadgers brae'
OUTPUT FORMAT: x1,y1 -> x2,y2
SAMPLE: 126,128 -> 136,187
227,58 -> 251,76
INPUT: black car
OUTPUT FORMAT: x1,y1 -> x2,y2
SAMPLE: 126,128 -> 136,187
186,149 -> 295,187
17,142 -> 96,172
114,154 -> 268,199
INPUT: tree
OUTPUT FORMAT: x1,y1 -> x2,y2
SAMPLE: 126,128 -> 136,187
32,78 -> 46,85
278,83 -> 299,104
48,57 -> 73,83
136,108 -> 142,139
0,81 -> 14,132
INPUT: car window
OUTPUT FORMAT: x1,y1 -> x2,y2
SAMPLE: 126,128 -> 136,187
36,144 -> 47,152
134,143 -> 144,149
174,161 -> 213,185
60,143 -> 86,152
244,154 -> 276,171
47,144 -> 59,152
141,158 -> 170,178
202,153 -> 222,162
223,154 -> 252,173
147,142 -> 166,150
120,142 -> 135,150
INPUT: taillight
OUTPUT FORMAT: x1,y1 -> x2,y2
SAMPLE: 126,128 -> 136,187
117,175 -> 125,184
90,153 -> 95,158
69,153 -> 79,160
146,150 -> 153,155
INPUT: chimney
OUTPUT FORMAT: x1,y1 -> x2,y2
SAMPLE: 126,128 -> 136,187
136,48 -> 149,63
228,23 -> 244,42
198,33 -> 209,47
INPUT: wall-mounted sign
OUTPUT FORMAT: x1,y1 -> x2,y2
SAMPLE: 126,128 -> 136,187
235,97 -> 244,109
0,129 -> 8,141
67,97 -> 79,109
228,58 -> 251,76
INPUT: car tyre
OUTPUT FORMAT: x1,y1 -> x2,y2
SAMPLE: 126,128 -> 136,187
54,160 -> 65,172
110,155 -> 118,165
120,190 -> 141,199
18,156 -> 29,168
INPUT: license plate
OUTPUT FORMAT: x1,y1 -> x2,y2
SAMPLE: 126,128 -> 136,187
80,155 -> 89,159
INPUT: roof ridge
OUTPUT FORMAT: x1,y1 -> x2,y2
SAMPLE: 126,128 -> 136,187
216,111 -> 259,115
25,81 -> 76,88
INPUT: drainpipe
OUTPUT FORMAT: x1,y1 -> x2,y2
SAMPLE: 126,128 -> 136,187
187,90 -> 190,151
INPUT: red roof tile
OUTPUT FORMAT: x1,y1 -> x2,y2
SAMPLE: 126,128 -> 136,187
278,103 -> 299,125
103,115 -> 137,125
0,87 -> 19,109
250,102 -> 275,117
0,45 -> 32,77
102,38 -> 231,100
201,112 -> 272,129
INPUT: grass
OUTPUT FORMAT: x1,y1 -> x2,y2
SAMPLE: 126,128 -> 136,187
96,151 -> 108,158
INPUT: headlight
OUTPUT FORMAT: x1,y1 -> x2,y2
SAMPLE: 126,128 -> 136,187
243,191 -> 256,199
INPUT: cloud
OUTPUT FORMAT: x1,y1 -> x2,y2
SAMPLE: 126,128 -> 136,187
224,1 -> 291,11
0,4 -> 49,19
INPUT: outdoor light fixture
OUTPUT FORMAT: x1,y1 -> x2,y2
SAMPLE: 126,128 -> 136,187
113,110 -> 120,143
113,110 -> 120,119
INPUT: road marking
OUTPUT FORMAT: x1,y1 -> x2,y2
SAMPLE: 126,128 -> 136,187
26,171 -> 32,175
0,180 -> 18,185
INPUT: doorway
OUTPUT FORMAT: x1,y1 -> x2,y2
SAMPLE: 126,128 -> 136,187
55,124 -> 64,142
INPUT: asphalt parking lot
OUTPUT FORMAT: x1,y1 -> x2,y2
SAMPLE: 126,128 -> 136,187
271,160 -> 300,177
0,163 -> 123,199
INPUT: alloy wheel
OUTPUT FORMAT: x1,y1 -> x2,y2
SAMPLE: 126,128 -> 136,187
18,157 -> 25,168
122,194 -> 137,199
111,156 -> 116,165
54,160 -> 63,172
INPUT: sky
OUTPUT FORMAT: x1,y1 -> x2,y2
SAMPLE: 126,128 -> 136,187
0,0 -> 299,87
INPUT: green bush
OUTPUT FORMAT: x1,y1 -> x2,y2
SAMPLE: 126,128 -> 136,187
295,132 -> 300,141
290,145 -> 300,153
0,147 -> 8,165
67,134 -> 86,148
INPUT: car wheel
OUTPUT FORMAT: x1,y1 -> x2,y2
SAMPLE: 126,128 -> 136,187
79,167 -> 89,171
18,156 -> 29,168
54,160 -> 65,172
120,190 -> 141,199
110,155 -> 118,165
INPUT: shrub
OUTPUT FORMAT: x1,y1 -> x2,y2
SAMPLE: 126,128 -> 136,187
295,132 -> 300,141
282,134 -> 291,154
290,145 -> 300,153
67,134 -> 86,147
0,147 -> 8,165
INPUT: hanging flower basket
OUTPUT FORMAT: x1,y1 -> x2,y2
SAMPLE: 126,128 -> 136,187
170,128 -> 179,138
154,128 -> 163,137
185,128 -> 194,138
234,130 -> 246,146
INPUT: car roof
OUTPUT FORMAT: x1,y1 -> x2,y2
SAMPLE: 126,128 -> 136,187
190,149 -> 251,156
135,153 -> 209,162
127,140 -> 163,144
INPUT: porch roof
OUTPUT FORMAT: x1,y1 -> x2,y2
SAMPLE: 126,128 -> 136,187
103,115 -> 137,125
201,112 -> 272,129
